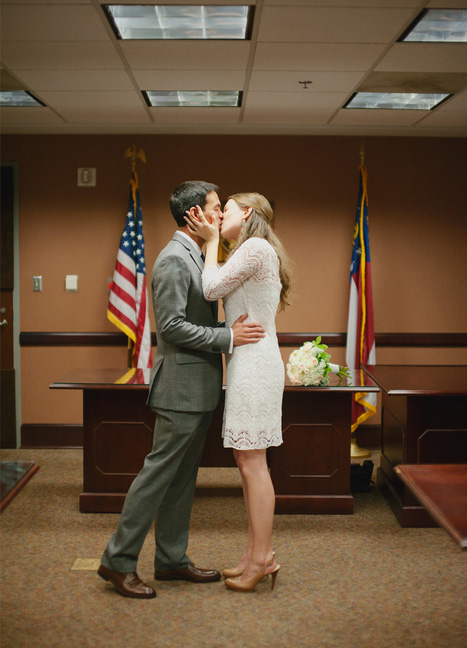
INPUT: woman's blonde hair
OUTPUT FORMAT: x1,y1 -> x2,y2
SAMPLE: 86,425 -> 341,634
227,192 -> 292,310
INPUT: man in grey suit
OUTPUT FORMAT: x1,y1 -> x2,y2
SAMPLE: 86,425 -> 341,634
98,181 -> 264,598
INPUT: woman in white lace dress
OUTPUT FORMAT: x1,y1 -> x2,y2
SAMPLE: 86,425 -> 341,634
185,193 -> 291,593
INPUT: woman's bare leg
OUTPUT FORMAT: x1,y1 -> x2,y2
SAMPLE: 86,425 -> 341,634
232,449 -> 253,572
234,449 -> 277,580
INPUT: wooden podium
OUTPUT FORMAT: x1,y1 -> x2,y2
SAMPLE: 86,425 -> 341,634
364,365 -> 467,527
51,368 -> 379,514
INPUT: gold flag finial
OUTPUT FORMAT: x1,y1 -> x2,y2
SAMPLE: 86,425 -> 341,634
359,141 -> 366,167
125,145 -> 146,172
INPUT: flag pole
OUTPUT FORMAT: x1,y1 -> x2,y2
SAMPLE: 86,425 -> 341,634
351,141 -> 372,459
124,146 -> 146,368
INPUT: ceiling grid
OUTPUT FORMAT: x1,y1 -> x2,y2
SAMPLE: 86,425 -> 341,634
0,0 -> 465,135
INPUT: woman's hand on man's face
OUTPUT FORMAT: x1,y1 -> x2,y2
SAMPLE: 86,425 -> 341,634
184,205 -> 220,242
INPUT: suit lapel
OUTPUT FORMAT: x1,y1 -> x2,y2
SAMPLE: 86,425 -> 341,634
172,232 -> 203,273
172,232 -> 217,320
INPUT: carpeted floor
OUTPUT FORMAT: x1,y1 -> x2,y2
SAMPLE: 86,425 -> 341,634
1,448 -> 466,648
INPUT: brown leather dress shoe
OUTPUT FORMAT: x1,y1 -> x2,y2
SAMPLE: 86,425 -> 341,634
98,564 -> 156,599
154,563 -> 221,583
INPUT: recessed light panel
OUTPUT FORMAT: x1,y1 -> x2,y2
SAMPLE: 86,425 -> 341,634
344,92 -> 450,110
104,5 -> 252,40
143,90 -> 241,107
0,91 -> 44,107
401,9 -> 467,42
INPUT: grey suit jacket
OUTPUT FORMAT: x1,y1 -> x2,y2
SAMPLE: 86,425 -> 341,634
147,231 -> 231,412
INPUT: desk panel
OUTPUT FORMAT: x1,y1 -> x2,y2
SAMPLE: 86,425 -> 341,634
51,369 -> 378,514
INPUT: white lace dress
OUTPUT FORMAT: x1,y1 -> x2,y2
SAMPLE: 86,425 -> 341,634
202,237 -> 284,450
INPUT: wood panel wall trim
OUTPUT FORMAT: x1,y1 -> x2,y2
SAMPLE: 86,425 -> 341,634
21,424 -> 83,448
19,332 -> 130,346
19,331 -> 467,347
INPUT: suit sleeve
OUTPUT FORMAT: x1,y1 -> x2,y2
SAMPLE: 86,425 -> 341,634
153,254 -> 231,353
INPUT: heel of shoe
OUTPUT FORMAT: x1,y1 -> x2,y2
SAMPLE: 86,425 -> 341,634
270,567 -> 280,591
97,567 -> 109,582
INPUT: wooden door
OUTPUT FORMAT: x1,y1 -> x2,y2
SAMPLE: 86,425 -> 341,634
1,165 -> 17,447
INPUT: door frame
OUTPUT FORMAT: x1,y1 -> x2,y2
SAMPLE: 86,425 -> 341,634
1,162 -> 22,447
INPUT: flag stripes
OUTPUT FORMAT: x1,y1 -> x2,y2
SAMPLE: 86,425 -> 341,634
346,165 -> 376,432
107,171 -> 152,369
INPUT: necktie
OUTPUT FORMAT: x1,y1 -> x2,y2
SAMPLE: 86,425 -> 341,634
201,253 -> 205,263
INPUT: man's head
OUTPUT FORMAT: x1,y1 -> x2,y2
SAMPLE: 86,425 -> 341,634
170,181 -> 220,227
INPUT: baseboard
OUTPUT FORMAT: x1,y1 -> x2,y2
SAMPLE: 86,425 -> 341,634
21,424 -> 83,448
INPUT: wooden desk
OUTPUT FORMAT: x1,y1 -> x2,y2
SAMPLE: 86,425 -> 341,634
50,368 -> 378,515
364,365 -> 467,527
395,464 -> 467,550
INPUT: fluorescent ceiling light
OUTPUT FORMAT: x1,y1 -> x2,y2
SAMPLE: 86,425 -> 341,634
104,5 -> 252,40
0,91 -> 44,107
400,9 -> 467,42
344,92 -> 450,110
143,90 -> 241,107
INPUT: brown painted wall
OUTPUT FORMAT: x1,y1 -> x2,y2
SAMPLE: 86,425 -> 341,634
2,134 -> 467,425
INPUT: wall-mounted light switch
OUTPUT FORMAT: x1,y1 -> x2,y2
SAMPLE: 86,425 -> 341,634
33,276 -> 42,292
77,168 -> 96,187
65,275 -> 78,292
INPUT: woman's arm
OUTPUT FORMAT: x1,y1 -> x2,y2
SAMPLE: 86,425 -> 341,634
202,238 -> 266,301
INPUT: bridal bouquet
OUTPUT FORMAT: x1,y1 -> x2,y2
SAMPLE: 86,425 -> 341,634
287,337 -> 351,386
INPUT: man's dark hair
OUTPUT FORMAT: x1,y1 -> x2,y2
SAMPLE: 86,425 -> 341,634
169,181 -> 219,227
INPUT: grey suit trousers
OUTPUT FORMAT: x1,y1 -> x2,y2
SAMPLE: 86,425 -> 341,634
101,407 -> 212,573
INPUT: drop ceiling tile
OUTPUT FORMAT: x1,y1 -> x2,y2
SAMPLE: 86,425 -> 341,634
376,44 -> 467,73
37,91 -> 143,109
149,108 -> 240,123
415,110 -> 467,127
263,1 -> 419,5
245,91 -> 348,110
438,91 -> 467,110
56,107 -> 151,123
133,70 -> 246,90
13,70 -> 135,92
0,5 -> 110,42
0,107 -> 63,123
253,43 -> 388,71
257,6 -> 416,43
249,71 -> 364,92
2,0 -> 91,4
0,69 -> 25,91
359,71 -> 467,94
243,107 -> 336,124
121,41 -> 251,70
331,108 -> 426,126
1,42 -> 125,70
427,0 -> 467,7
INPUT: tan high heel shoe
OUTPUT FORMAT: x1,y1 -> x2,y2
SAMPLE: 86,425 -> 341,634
222,551 -> 275,579
222,566 -> 243,578
225,555 -> 280,593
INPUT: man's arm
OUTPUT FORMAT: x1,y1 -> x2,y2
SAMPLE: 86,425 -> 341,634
154,255 -> 265,353
153,255 -> 231,353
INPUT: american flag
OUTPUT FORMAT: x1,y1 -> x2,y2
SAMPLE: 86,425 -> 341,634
346,165 -> 376,432
107,171 -> 152,369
